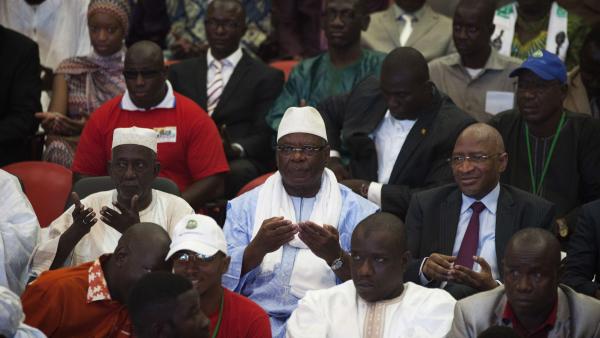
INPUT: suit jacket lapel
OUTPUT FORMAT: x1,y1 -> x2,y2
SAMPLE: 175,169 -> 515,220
213,52 -> 251,120
440,190 -> 462,255
387,107 -> 436,183
381,7 -> 401,48
495,186 -> 515,279
196,55 -> 208,108
406,5 -> 438,47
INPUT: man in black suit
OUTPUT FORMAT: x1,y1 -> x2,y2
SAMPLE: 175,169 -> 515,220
168,0 -> 284,198
0,25 -> 41,166
319,47 -> 475,220
405,123 -> 555,299
562,199 -> 600,300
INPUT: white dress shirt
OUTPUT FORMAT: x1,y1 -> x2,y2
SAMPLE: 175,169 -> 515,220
0,0 -> 91,70
206,47 -> 243,90
367,111 -> 416,206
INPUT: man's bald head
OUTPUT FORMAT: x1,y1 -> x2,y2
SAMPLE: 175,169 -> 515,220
351,212 -> 410,302
352,212 -> 407,254
381,47 -> 429,85
380,47 -> 432,119
125,41 -> 164,67
503,228 -> 560,321
505,228 -> 561,268
451,123 -> 508,199
108,223 -> 172,303
457,123 -> 505,154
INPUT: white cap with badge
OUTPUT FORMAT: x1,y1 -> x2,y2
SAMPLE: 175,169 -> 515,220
277,106 -> 328,142
165,214 -> 228,260
112,127 -> 158,153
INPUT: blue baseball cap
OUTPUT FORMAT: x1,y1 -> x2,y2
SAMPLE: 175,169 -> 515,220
509,49 -> 567,85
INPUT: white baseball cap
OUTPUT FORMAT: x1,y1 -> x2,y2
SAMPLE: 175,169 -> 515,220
165,214 -> 227,260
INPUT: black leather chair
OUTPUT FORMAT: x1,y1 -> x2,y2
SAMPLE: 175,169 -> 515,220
65,176 -> 180,210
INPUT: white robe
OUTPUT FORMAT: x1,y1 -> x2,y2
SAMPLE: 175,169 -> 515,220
0,170 -> 40,295
286,281 -> 456,338
30,189 -> 193,276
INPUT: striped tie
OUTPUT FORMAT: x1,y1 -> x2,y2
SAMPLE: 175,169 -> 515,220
207,59 -> 224,116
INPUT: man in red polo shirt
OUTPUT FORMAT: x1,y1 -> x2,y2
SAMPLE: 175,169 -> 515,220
447,228 -> 600,337
167,214 -> 271,338
21,222 -> 172,338
71,40 -> 229,210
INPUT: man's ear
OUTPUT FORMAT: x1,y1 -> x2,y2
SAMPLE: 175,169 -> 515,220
153,161 -> 161,177
361,14 -> 371,31
114,246 -> 129,267
222,256 -> 232,275
107,160 -> 113,176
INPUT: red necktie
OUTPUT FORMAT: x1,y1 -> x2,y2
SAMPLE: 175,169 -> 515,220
455,201 -> 486,269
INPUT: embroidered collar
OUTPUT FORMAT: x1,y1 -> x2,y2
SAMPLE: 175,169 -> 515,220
87,255 -> 112,303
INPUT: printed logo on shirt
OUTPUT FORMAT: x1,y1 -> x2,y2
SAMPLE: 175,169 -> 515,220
186,219 -> 198,229
154,127 -> 177,143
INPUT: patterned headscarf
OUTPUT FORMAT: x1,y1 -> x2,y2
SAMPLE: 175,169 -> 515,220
88,0 -> 131,35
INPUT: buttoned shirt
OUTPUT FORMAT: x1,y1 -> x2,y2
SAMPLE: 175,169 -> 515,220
428,48 -> 520,121
367,111 -> 416,206
206,47 -> 243,90
393,4 -> 426,30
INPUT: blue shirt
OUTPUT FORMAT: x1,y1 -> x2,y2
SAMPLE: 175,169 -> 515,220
222,184 -> 378,338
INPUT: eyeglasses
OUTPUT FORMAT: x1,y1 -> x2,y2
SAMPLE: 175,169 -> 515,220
447,153 -> 504,166
174,252 -> 218,264
122,69 -> 163,80
205,19 -> 240,31
276,145 -> 326,156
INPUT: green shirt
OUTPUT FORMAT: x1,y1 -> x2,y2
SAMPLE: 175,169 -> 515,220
266,49 -> 385,131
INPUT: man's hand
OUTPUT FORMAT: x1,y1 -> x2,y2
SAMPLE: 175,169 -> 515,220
341,179 -> 369,197
327,157 -> 351,181
450,256 -> 498,291
249,217 -> 298,256
298,222 -> 341,264
422,253 -> 456,282
220,124 -> 241,160
70,192 -> 97,234
99,195 -> 141,234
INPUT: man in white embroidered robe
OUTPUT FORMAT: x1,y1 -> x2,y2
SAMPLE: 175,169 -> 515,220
286,212 -> 456,338
222,106 -> 378,338
30,127 -> 193,277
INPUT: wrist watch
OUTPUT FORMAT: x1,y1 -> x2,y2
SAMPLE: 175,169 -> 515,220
330,255 -> 344,271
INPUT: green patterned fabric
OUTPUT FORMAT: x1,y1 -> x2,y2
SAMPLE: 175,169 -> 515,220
266,49 -> 386,131
512,8 -> 589,70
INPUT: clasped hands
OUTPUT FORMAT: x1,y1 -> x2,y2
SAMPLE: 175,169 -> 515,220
35,112 -> 86,136
422,253 -> 499,291
70,192 -> 141,235
251,216 -> 341,264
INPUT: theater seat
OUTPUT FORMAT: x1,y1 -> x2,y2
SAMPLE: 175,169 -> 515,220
66,176 -> 181,210
269,60 -> 299,81
237,172 -> 274,196
2,161 -> 72,227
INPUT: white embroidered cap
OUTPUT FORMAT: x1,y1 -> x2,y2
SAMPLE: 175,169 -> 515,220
277,106 -> 328,142
111,127 -> 158,152
165,214 -> 227,260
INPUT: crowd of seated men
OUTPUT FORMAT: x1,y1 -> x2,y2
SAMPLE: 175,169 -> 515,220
1,0 -> 600,337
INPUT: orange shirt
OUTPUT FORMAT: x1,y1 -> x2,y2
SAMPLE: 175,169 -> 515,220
21,256 -> 132,338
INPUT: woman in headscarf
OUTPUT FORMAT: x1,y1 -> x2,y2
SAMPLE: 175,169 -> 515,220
36,0 -> 130,167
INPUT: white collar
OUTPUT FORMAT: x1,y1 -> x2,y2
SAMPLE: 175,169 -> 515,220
461,183 -> 500,215
207,47 -> 243,68
383,111 -> 417,130
121,80 -> 176,111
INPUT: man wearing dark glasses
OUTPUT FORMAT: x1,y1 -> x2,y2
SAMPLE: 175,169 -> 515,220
404,123 -> 555,299
71,40 -> 230,211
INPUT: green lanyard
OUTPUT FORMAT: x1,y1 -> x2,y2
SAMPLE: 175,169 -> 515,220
525,112 -> 566,196
211,294 -> 224,338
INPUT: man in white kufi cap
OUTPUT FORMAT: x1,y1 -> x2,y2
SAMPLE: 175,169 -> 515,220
222,106 -> 379,338
30,127 -> 194,277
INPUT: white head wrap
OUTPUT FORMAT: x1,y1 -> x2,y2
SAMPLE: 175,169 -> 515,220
112,127 -> 158,153
277,106 -> 328,142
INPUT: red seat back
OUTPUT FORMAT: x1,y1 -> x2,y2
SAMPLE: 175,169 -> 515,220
237,172 -> 274,197
269,60 -> 299,81
3,161 -> 72,227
